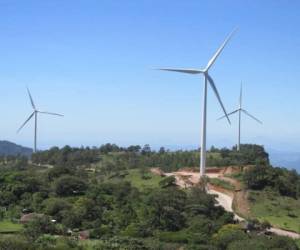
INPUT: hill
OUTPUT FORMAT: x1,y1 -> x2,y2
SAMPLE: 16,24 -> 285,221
0,140 -> 32,156
0,144 -> 299,250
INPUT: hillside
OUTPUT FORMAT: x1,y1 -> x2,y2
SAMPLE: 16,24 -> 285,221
0,140 -> 32,156
151,166 -> 300,239
0,144 -> 299,250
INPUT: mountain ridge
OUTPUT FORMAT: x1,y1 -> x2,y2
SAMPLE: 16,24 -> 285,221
0,140 -> 32,156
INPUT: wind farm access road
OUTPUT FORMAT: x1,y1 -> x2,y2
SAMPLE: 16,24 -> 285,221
153,168 -> 300,239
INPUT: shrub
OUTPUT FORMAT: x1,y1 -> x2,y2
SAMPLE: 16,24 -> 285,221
159,176 -> 176,188
23,215 -> 56,241
0,235 -> 31,250
93,236 -> 149,250
158,231 -> 189,243
212,224 -> 247,249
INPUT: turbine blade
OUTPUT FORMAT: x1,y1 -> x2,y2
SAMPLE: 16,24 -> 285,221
17,112 -> 35,133
205,28 -> 238,71
242,109 -> 262,124
38,111 -> 64,117
206,74 -> 230,124
157,68 -> 203,74
217,109 -> 239,121
27,87 -> 36,110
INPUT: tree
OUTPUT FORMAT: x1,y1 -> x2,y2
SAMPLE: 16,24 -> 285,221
141,144 -> 151,156
43,198 -> 71,220
127,145 -> 141,153
93,236 -> 149,250
48,165 -> 72,180
23,215 -> 56,241
212,224 -> 247,249
159,147 -> 166,154
0,191 -> 17,206
73,197 -> 102,222
146,188 -> 186,231
54,175 -> 87,196
61,209 -> 83,228
244,165 -> 300,199
244,165 -> 271,190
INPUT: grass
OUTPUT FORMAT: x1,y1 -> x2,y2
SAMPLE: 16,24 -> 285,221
79,239 -> 102,250
124,169 -> 165,190
0,220 -> 23,233
248,191 -> 300,233
208,178 -> 235,191
224,172 -> 244,182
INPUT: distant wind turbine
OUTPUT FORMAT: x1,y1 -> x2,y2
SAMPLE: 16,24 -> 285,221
158,29 -> 237,178
218,83 -> 262,151
17,88 -> 63,153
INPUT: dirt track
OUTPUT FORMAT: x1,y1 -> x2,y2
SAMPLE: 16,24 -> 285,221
152,168 -> 300,239
163,170 -> 244,221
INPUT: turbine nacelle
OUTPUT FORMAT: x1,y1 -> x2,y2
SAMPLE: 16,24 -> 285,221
156,68 -> 231,125
217,84 -> 262,124
217,84 -> 262,152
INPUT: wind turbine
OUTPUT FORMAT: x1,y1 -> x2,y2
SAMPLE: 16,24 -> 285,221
158,29 -> 237,178
17,88 -> 63,153
218,83 -> 262,151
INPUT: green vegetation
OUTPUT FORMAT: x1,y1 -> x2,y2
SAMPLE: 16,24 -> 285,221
209,144 -> 269,167
244,165 -> 300,199
225,171 -> 243,181
296,239 -> 300,248
0,220 -> 23,233
0,143 -> 298,249
124,169 -> 164,190
248,191 -> 300,233
31,143 -> 269,172
208,178 -> 235,191
239,161 -> 300,233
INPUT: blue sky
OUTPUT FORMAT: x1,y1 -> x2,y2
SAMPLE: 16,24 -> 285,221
0,0 -> 299,153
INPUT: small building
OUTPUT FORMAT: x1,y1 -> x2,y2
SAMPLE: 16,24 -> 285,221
20,213 -> 44,224
79,230 -> 90,240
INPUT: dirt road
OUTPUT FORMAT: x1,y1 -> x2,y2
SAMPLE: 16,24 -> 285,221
207,188 -> 244,221
154,168 -> 300,239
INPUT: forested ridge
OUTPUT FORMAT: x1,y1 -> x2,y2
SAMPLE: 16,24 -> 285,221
32,143 -> 269,171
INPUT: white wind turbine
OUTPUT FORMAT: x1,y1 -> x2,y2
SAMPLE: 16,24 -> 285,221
158,29 -> 237,178
218,83 -> 262,151
17,88 -> 63,153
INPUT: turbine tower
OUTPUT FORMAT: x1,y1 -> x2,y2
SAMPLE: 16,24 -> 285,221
17,88 -> 63,153
218,83 -> 262,151
158,29 -> 237,178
